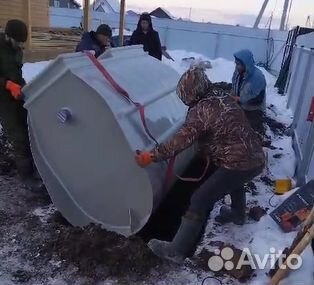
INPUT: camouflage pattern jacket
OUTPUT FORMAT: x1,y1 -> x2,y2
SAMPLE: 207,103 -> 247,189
151,67 -> 265,171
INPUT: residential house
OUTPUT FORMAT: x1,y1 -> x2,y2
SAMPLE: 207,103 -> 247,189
49,0 -> 81,9
92,0 -> 120,13
150,7 -> 174,19
126,10 -> 140,17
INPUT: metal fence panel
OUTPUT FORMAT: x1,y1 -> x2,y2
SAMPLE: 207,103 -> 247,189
287,48 -> 312,114
290,48 -> 314,184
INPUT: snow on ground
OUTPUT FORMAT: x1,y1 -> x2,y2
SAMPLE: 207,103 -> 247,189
163,50 -> 313,285
20,50 -> 314,285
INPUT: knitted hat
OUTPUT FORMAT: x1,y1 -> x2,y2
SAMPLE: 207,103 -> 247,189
5,19 -> 28,43
96,24 -> 112,38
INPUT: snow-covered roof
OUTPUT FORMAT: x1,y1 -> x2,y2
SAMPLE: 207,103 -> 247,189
72,0 -> 81,7
93,0 -> 119,13
150,7 -> 175,20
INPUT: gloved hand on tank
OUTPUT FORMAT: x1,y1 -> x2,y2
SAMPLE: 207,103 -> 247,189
135,150 -> 154,167
5,80 -> 22,100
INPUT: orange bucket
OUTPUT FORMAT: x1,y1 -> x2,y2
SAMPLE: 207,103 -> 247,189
274,179 -> 292,195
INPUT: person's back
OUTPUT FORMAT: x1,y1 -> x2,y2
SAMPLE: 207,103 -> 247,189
76,24 -> 112,58
130,13 -> 162,60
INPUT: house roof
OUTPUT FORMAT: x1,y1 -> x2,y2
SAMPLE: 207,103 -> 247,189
150,7 -> 174,19
93,0 -> 120,13
72,0 -> 81,7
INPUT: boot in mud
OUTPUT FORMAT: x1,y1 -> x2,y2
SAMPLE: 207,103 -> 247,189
21,176 -> 45,193
215,187 -> 246,225
215,205 -> 246,225
148,215 -> 204,264
16,157 -> 45,192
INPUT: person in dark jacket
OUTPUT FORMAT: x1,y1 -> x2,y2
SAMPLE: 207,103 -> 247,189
129,13 -> 162,60
0,20 -> 38,186
232,49 -> 267,136
76,24 -> 112,58
135,67 -> 265,263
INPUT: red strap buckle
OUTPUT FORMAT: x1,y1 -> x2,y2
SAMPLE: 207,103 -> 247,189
307,97 -> 314,122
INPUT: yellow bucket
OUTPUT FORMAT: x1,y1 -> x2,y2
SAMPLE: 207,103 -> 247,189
274,179 -> 292,195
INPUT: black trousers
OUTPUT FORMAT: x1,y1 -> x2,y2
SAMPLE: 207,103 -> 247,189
188,166 -> 263,220
0,94 -> 34,178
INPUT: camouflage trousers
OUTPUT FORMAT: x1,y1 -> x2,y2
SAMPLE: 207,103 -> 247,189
0,94 -> 34,179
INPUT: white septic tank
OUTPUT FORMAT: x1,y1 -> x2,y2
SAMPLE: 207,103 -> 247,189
23,46 -> 194,237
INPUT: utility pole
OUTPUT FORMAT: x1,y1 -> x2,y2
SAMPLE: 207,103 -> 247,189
306,15 -> 311,27
83,0 -> 90,32
119,0 -> 126,46
254,0 -> 270,29
280,0 -> 290,31
189,8 -> 192,21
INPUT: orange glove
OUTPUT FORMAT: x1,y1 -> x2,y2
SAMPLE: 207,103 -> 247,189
135,150 -> 154,167
5,80 -> 22,100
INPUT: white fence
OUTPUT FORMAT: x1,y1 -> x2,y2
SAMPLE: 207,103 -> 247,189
49,8 -> 288,74
286,45 -> 314,184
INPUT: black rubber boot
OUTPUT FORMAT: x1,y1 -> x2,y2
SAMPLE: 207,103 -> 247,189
215,187 -> 246,225
148,215 -> 204,264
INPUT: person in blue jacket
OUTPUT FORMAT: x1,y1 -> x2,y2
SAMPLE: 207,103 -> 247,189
232,49 -> 266,136
76,24 -> 112,58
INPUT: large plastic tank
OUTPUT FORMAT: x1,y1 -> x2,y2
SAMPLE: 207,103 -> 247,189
23,46 -> 195,236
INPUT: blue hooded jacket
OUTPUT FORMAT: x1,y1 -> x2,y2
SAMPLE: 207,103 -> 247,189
232,49 -> 266,111
76,32 -> 106,58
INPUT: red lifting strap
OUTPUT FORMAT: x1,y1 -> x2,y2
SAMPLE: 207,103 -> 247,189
85,52 -> 210,188
84,51 -> 159,146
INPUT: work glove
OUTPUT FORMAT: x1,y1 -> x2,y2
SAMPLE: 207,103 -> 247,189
5,80 -> 22,100
135,150 -> 154,168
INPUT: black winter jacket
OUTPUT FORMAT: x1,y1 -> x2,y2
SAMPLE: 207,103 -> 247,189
0,33 -> 25,97
130,16 -> 162,60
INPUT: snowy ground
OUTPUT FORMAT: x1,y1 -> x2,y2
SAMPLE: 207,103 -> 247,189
0,50 -> 312,285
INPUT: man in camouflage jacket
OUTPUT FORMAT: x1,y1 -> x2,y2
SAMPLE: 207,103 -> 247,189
135,66 -> 265,263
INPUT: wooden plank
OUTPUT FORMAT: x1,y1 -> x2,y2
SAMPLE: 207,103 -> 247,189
83,0 -> 90,32
269,206 -> 314,285
25,0 -> 32,49
119,0 -> 126,46
0,0 -> 49,28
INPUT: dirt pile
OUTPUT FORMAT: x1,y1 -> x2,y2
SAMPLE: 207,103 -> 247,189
0,133 -> 16,175
196,243 -> 254,282
42,222 -> 162,280
265,116 -> 288,136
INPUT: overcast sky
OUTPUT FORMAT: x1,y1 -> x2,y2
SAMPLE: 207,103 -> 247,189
82,1 -> 314,28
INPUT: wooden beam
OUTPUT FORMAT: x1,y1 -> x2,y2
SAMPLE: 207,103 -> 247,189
83,0 -> 90,32
119,0 -> 126,46
25,0 -> 32,50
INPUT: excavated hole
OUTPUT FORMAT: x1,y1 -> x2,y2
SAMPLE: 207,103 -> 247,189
138,156 -> 216,242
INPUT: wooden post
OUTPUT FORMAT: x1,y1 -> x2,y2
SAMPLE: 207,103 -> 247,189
270,206 -> 314,285
83,0 -> 90,32
119,0 -> 126,47
25,0 -> 32,50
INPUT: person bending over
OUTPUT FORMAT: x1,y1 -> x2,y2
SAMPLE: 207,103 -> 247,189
135,67 -> 265,263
